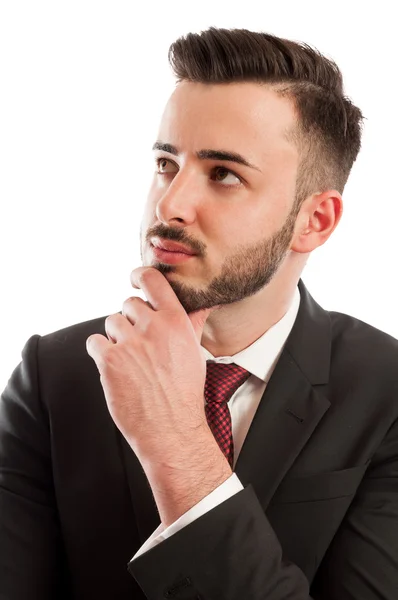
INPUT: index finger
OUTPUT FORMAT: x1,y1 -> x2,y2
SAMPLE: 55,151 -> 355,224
129,266 -> 184,313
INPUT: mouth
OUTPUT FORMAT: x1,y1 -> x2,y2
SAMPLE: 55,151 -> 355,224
151,237 -> 197,255
151,244 -> 197,265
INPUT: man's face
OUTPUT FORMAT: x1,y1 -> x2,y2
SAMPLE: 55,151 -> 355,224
140,81 -> 300,314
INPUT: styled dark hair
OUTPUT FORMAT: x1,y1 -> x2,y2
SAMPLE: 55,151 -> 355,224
168,27 -> 365,211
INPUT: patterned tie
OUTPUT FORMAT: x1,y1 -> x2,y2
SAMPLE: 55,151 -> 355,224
204,362 -> 251,469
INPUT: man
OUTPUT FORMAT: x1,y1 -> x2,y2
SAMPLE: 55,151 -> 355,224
1,26 -> 397,600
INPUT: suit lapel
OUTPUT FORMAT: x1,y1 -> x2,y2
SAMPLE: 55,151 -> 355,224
234,350 -> 330,507
235,279 -> 332,506
119,279 -> 332,544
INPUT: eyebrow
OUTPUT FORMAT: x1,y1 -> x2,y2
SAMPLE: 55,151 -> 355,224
152,141 -> 262,173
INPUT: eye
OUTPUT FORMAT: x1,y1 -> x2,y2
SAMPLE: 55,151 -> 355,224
211,167 -> 242,187
155,157 -> 242,188
156,157 -> 177,174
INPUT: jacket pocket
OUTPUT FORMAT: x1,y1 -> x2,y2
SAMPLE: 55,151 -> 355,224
269,461 -> 371,504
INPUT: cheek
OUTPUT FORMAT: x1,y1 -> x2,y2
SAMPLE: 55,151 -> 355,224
225,205 -> 265,239
140,208 -> 152,235
146,177 -> 160,205
142,183 -> 160,224
252,186 -> 296,233
205,219 -> 250,261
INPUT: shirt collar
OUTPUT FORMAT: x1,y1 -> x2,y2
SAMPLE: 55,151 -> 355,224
201,286 -> 301,383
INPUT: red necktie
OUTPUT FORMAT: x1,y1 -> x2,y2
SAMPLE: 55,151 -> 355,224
204,362 -> 251,469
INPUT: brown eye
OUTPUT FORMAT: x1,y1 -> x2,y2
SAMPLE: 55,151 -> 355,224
155,157 -> 242,188
157,158 -> 170,172
214,168 -> 231,181
212,167 -> 241,186
155,157 -> 178,173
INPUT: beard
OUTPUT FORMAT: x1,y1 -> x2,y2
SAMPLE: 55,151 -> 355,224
141,203 -> 298,315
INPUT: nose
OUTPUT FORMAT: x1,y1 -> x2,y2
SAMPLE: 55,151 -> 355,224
155,167 -> 202,226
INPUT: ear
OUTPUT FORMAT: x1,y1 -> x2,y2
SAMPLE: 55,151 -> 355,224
290,190 -> 343,254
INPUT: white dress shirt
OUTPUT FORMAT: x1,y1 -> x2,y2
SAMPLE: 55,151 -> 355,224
132,286 -> 301,560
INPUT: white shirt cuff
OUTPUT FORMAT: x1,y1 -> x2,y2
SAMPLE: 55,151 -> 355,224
131,472 -> 244,560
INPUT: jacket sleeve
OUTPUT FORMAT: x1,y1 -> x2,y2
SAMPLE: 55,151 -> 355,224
127,420 -> 398,600
131,473 -> 243,561
0,335 -> 70,600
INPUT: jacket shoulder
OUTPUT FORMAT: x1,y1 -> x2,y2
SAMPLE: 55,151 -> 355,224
327,309 -> 398,394
34,313 -> 118,390
328,309 -> 398,352
40,313 -> 112,349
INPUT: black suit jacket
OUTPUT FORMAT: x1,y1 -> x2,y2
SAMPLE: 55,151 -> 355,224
1,279 -> 398,599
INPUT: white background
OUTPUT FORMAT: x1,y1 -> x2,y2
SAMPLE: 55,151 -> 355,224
1,1 -> 397,392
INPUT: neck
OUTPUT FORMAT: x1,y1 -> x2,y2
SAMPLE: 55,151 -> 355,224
201,261 -> 304,358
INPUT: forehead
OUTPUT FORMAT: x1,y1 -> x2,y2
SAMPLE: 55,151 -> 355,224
157,81 -> 298,163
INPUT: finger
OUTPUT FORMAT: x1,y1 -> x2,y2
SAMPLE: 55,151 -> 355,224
130,267 -> 184,313
105,312 -> 133,344
86,333 -> 111,361
122,296 -> 153,325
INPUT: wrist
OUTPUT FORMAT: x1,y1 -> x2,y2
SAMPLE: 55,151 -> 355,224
141,431 -> 232,495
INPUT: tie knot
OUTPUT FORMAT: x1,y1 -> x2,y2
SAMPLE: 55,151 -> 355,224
204,362 -> 251,405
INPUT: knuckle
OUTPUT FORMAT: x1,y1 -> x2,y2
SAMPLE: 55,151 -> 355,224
105,314 -> 116,328
122,299 -> 130,313
102,345 -> 117,366
123,296 -> 140,311
139,269 -> 155,284
106,312 -> 119,322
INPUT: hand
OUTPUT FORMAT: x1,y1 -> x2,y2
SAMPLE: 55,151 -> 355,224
86,266 -> 216,467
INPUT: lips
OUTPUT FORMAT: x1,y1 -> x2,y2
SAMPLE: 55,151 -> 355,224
151,238 -> 196,255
